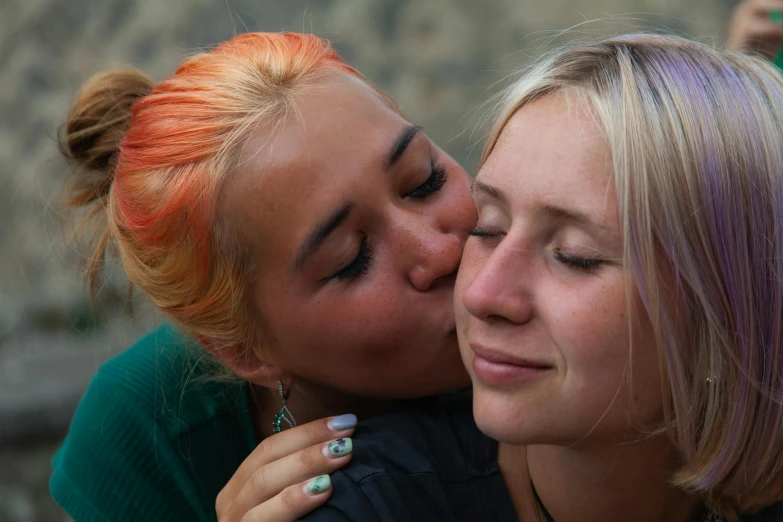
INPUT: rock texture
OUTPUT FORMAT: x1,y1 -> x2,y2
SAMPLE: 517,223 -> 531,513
0,0 -> 735,520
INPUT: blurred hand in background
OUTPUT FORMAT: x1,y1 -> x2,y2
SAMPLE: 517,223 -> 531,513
728,0 -> 783,58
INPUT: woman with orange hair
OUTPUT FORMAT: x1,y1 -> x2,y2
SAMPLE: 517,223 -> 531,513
52,32 -> 476,521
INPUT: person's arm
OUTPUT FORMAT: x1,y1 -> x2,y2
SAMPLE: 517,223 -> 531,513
216,416 -> 356,522
727,0 -> 783,58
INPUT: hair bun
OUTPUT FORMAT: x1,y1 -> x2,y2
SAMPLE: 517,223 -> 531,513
61,69 -> 153,204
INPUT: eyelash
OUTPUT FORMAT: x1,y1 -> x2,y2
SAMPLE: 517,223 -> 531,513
403,160 -> 447,199
553,250 -> 603,270
469,227 -> 500,238
470,229 -> 603,271
325,159 -> 446,283
327,234 -> 374,282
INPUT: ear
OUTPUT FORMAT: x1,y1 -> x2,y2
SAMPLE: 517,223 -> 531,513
197,335 -> 294,391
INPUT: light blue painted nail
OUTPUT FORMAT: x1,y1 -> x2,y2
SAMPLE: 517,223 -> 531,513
327,438 -> 353,457
305,475 -> 331,495
329,414 -> 357,431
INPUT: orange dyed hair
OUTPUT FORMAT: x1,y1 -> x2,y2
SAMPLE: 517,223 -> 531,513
61,32 -> 396,347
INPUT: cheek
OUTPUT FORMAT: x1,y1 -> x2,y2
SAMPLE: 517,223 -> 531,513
547,281 -> 663,420
282,294 -> 403,352
444,165 -> 478,231
265,273 -> 419,367
455,241 -> 481,321
455,240 -> 486,368
547,279 -> 632,388
626,303 -> 664,416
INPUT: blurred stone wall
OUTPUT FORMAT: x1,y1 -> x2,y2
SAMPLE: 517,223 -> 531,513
0,0 -> 735,520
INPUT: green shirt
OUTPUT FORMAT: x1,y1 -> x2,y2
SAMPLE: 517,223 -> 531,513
50,324 -> 257,522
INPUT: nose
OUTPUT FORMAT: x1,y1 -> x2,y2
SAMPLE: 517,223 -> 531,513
397,214 -> 465,292
461,239 -> 534,324
408,233 -> 463,291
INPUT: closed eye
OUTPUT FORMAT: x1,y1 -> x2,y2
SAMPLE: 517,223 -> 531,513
553,249 -> 603,270
469,227 -> 502,238
321,234 -> 374,282
403,159 -> 447,199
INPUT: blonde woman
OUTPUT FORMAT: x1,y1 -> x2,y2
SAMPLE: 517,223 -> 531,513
244,35 -> 783,522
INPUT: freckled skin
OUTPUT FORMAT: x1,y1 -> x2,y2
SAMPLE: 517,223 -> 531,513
455,96 -> 662,446
223,73 -> 476,399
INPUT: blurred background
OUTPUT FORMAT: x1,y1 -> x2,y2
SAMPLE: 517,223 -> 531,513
0,0 -> 739,520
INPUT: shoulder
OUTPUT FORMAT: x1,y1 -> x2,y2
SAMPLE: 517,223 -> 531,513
301,391 -> 517,522
343,391 -> 493,482
54,323 -> 193,449
88,323 -> 198,410
744,502 -> 783,521
63,323 -> 247,438
50,324 -> 253,522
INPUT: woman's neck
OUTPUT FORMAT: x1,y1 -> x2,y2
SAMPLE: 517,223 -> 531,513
499,437 -> 703,522
249,380 -> 398,440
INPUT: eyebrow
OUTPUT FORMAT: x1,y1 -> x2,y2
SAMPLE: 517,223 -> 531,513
540,204 -> 593,227
472,179 -> 609,233
294,203 -> 354,271
471,179 -> 508,204
385,125 -> 423,169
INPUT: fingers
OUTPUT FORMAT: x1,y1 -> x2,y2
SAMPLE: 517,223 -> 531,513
737,19 -> 783,56
222,437 -> 354,521
748,0 -> 783,16
238,475 -> 334,522
216,414 -> 356,519
728,1 -> 783,54
743,18 -> 783,39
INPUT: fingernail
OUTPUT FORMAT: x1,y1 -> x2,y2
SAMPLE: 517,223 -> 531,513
304,475 -> 331,495
328,414 -> 357,431
324,437 -> 353,458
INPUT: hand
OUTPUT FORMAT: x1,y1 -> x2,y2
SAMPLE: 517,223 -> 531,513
216,414 -> 357,522
727,0 -> 783,58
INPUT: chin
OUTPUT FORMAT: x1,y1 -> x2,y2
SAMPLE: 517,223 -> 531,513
472,392 -> 520,444
470,383 -> 552,445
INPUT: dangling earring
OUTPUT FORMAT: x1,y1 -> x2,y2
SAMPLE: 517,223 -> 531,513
272,381 -> 296,433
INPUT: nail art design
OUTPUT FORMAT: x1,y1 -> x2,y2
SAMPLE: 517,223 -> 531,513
306,475 -> 331,494
327,437 -> 353,457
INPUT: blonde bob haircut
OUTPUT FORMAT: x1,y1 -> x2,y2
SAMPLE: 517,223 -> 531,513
481,34 -> 783,518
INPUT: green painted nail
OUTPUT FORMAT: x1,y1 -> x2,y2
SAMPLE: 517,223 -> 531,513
772,9 -> 783,24
327,437 -> 353,457
306,475 -> 331,495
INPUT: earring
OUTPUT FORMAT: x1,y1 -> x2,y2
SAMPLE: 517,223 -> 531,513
272,381 -> 296,433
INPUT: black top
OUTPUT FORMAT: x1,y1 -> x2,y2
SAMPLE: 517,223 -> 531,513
301,391 -> 783,522
300,390 -> 516,521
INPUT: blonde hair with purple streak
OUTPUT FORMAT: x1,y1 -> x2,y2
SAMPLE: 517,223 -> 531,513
482,34 -> 783,518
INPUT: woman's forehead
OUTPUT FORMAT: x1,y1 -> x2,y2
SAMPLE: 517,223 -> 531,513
219,75 -> 413,268
237,73 -> 409,176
